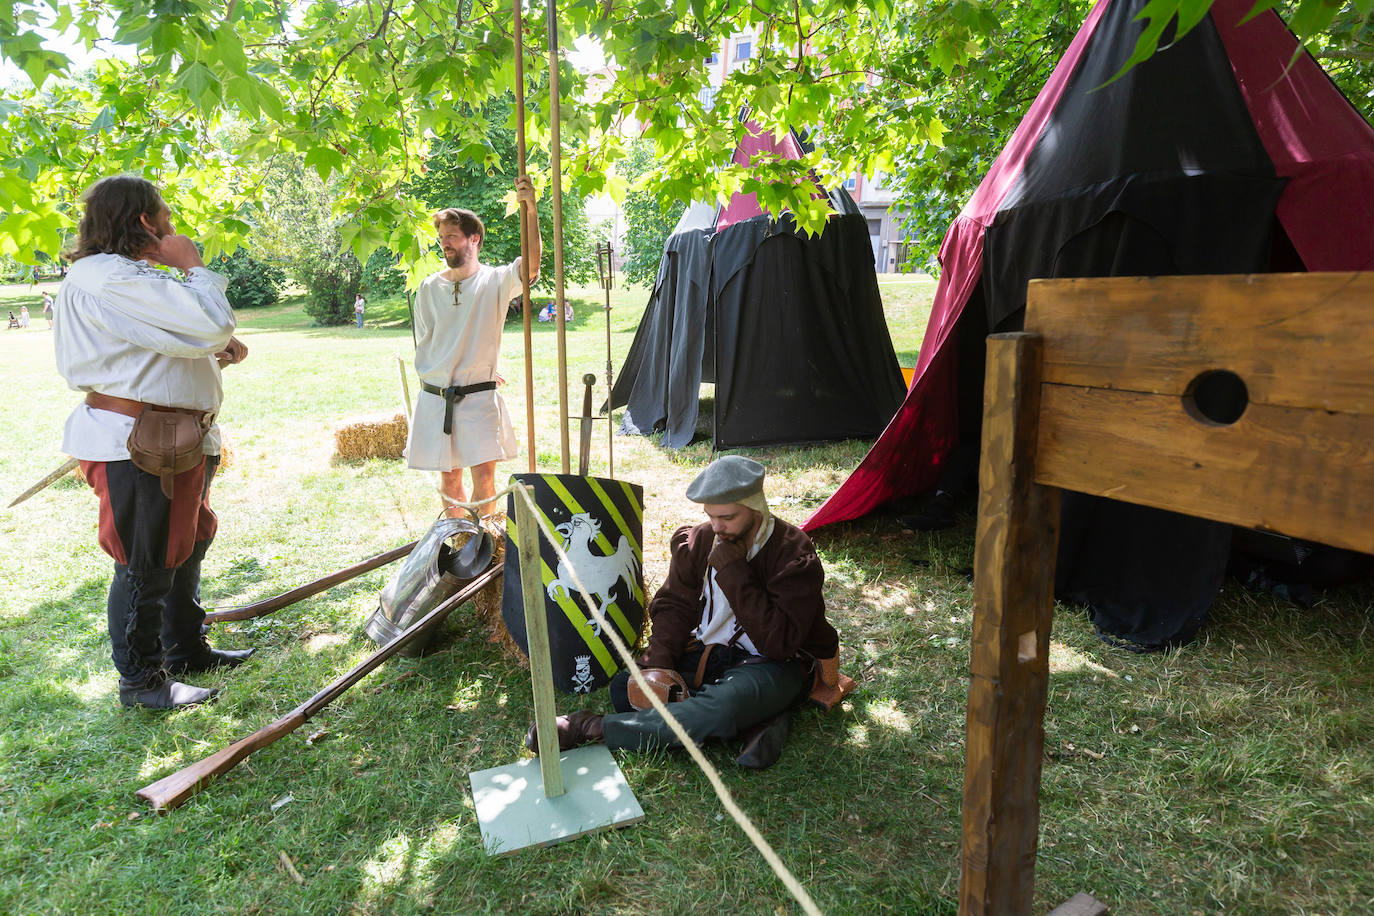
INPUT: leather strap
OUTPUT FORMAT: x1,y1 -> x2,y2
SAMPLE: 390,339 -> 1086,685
421,381 -> 498,435
692,644 -> 714,690
85,391 -> 211,425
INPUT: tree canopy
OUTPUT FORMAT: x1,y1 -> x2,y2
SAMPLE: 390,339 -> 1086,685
1,0 -> 1370,276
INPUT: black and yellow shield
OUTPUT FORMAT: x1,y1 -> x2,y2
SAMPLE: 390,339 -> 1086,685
502,474 -> 646,694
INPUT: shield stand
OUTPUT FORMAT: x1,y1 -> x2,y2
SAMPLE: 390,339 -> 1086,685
468,485 -> 642,855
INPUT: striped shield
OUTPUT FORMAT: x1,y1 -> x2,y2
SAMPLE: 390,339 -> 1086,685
502,474 -> 646,694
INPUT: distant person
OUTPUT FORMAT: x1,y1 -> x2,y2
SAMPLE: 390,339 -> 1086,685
405,177 -> 540,517
42,291 -> 54,328
354,292 -> 366,329
538,301 -> 554,322
54,174 -> 254,710
18,305 -> 30,328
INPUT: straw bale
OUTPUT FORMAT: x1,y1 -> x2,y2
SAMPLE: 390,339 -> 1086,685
334,413 -> 408,461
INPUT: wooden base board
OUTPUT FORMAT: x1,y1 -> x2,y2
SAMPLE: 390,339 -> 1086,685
1046,892 -> 1108,916
469,745 -> 644,855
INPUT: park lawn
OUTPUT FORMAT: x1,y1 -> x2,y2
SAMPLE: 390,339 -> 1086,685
0,275 -> 1371,915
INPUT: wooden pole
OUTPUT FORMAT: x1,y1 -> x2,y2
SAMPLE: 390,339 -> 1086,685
959,332 -> 1060,915
396,354 -> 412,421
7,456 -> 79,508
513,0 -> 536,473
203,540 -> 419,624
513,484 -> 564,796
138,566 -> 502,811
547,0 -> 570,473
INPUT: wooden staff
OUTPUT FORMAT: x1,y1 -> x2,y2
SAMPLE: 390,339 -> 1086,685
514,0 -> 536,473
203,540 -> 418,623
548,0 -> 570,472
7,456 -> 79,508
137,565 -> 502,812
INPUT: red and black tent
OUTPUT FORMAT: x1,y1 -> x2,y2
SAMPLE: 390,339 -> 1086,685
804,0 -> 1374,646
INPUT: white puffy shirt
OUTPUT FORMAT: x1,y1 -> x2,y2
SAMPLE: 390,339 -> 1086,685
53,253 -> 236,461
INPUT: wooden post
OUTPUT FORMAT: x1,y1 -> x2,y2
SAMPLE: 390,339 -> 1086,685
960,332 -> 1060,916
513,485 -> 564,797
547,0 -> 570,473
396,354 -> 412,421
513,0 -> 536,473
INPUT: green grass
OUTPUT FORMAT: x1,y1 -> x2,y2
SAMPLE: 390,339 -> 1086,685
1,275 -> 1371,914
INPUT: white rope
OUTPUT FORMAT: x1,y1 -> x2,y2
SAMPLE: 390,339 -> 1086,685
506,482 -> 824,916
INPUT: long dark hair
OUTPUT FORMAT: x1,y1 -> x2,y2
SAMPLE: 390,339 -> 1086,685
65,175 -> 166,262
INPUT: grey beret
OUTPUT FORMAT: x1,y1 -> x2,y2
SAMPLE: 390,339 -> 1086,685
685,455 -> 765,504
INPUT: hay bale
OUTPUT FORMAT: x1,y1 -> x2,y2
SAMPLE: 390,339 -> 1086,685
334,413 -> 408,461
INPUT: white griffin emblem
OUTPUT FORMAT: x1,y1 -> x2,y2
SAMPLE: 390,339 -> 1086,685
570,655 -> 594,693
545,512 -> 640,638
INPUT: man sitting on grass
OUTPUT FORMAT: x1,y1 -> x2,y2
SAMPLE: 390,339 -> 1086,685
528,456 -> 843,769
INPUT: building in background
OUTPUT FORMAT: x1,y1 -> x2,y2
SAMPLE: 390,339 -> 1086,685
579,31 -> 912,273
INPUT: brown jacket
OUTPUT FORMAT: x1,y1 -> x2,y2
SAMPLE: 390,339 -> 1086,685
641,518 -> 839,668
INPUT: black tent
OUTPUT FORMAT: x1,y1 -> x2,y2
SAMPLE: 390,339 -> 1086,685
806,0 -> 1374,648
611,131 -> 905,449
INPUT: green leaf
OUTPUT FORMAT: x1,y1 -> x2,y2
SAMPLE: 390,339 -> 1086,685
171,60 -> 222,109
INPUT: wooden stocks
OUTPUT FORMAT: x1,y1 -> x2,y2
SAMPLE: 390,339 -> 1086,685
203,540 -> 419,624
514,0 -> 536,473
137,565 -> 502,812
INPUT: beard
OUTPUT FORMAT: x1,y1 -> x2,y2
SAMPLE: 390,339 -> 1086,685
444,247 -> 470,269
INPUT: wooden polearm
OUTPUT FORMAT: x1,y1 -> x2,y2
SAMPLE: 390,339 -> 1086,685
7,456 -> 79,508
548,0 -> 570,472
203,540 -> 419,624
514,0 -> 536,473
137,565 -> 502,811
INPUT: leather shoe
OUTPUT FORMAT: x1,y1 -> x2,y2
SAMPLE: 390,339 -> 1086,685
119,676 -> 220,710
165,647 -> 255,675
525,710 -> 604,755
735,710 -> 790,769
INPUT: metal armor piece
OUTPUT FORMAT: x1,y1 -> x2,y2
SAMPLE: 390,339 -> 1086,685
364,510 -> 494,656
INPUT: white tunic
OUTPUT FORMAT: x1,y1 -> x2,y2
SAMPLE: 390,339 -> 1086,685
406,260 -> 521,470
53,254 -> 236,461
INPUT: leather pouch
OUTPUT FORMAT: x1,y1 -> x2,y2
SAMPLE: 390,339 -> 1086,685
127,407 -> 206,500
627,668 -> 690,710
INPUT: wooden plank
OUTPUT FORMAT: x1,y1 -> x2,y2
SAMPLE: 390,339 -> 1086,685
1026,273 -> 1374,413
1045,892 -> 1108,916
960,333 -> 1062,916
1035,383 -> 1374,555
514,485 -> 564,798
470,744 -> 643,855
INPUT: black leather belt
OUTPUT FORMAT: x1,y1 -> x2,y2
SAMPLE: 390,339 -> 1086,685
422,381 -> 498,435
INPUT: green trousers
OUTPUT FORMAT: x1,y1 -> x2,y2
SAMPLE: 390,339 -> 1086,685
601,658 -> 809,752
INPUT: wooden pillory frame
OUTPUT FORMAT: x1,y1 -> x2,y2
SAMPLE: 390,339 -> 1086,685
959,273 -> 1374,915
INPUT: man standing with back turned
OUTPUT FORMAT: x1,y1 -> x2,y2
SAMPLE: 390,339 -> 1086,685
406,177 -> 540,517
54,175 -> 254,710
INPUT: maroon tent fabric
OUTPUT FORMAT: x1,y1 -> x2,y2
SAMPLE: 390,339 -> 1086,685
804,0 -> 1374,532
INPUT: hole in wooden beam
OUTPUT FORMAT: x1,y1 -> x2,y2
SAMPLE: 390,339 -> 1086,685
1017,630 -> 1037,663
1183,369 -> 1248,426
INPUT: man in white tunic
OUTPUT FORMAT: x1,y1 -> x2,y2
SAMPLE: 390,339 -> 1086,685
406,177 -> 540,514
54,175 -> 253,710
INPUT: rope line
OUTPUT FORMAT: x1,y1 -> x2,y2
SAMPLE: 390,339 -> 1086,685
514,483 -> 824,916
431,483 -> 823,914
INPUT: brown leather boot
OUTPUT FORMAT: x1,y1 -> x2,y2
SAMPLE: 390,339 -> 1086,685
525,710 -> 604,755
